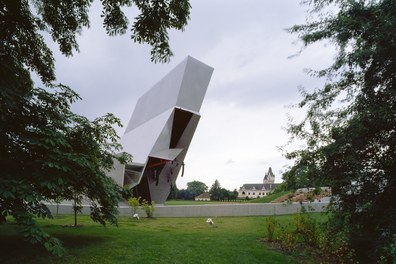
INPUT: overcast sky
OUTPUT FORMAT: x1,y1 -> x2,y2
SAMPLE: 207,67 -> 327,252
48,0 -> 335,191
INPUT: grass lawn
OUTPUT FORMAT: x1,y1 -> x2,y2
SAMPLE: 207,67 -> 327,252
164,191 -> 292,205
0,214 -> 326,264
247,191 -> 292,203
164,200 -> 215,205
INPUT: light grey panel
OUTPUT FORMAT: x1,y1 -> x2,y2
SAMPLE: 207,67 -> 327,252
150,110 -> 174,155
176,57 -> 214,112
150,148 -> 183,161
124,59 -> 188,133
106,158 -> 125,186
121,108 -> 173,163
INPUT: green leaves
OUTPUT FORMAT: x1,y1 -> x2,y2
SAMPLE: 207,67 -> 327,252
285,0 -> 396,262
44,237 -> 66,257
209,179 -> 222,201
186,181 -> 208,199
131,0 -> 191,62
1,0 -> 190,256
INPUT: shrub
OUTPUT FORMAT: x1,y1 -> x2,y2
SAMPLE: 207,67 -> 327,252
265,216 -> 278,242
293,211 -> 318,246
127,197 -> 140,216
277,224 -> 297,252
141,200 -> 155,218
312,187 -> 322,196
379,234 -> 396,263
389,235 -> 396,261
273,209 -> 357,263
318,227 -> 355,263
305,191 -> 315,202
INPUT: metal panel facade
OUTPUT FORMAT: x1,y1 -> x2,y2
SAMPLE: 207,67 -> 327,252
109,56 -> 213,203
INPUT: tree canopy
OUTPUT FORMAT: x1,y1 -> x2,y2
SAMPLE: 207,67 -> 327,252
209,179 -> 221,201
186,181 -> 208,198
284,0 -> 396,262
0,0 -> 191,255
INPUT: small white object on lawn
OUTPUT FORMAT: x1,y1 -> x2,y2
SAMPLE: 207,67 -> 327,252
206,218 -> 214,225
133,213 -> 140,220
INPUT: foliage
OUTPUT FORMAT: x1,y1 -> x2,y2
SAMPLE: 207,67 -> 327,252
167,183 -> 179,200
266,209 -> 355,263
284,0 -> 396,262
271,182 -> 288,194
177,183 -> 237,201
141,199 -> 155,218
186,181 -> 208,199
0,0 -> 191,255
219,188 -> 230,200
176,188 -> 193,200
317,219 -> 356,264
229,189 -> 239,200
382,234 -> 396,262
277,224 -> 297,253
293,209 -> 318,247
265,216 -> 278,242
131,0 -> 191,62
127,197 -> 140,216
121,186 -> 133,201
209,179 -> 222,201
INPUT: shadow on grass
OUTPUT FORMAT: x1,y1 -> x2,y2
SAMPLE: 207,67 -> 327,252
0,235 -> 50,263
0,232 -> 107,263
58,233 -> 107,249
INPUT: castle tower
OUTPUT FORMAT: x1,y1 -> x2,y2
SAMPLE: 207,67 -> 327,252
263,167 -> 275,184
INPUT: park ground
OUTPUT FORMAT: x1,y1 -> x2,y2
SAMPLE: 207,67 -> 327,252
0,213 -> 327,264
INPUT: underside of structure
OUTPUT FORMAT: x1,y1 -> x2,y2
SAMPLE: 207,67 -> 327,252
108,56 -> 213,204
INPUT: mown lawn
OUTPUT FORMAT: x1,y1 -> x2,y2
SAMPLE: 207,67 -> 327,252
247,191 -> 292,203
164,191 -> 292,205
164,200 -> 216,205
0,214 -> 325,264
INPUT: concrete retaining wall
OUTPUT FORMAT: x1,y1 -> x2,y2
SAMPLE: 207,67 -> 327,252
46,202 -> 329,218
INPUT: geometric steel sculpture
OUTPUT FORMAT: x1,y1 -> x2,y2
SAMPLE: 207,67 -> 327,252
109,56 -> 213,204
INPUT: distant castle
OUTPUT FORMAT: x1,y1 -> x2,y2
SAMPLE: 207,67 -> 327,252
238,167 -> 278,199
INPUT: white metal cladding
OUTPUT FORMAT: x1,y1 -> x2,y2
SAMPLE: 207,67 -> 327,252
124,56 -> 213,133
115,56 -> 213,203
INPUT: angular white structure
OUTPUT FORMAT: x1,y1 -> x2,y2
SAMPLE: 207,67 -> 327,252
111,56 -> 213,204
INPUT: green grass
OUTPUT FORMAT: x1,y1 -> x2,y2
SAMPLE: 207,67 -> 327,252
0,214 -> 325,264
164,200 -> 215,205
247,191 -> 292,203
164,191 -> 292,205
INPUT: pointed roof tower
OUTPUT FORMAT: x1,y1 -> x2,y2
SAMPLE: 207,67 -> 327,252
263,167 -> 275,184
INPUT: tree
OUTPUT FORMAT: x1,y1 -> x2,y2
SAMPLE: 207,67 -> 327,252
167,183 -> 179,200
186,181 -> 208,199
219,188 -> 229,201
209,180 -> 222,201
284,1 -> 396,262
0,0 -> 191,255
229,189 -> 239,200
176,188 -> 192,200
72,194 -> 83,227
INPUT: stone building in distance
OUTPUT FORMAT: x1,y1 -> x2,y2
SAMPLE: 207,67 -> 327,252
238,167 -> 278,199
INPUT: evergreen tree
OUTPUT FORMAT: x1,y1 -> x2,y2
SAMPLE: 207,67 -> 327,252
209,180 -> 222,201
